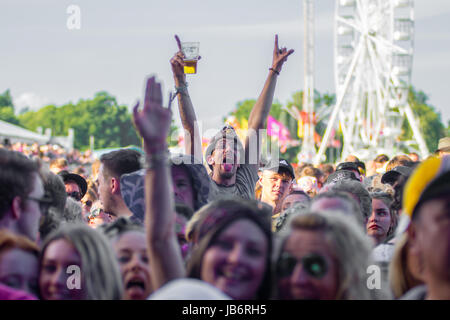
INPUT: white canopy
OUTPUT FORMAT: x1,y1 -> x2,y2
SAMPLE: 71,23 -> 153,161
0,120 -> 49,144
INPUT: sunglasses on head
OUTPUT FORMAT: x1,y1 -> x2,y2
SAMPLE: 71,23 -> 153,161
277,252 -> 328,279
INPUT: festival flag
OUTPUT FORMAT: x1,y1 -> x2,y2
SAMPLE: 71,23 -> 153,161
267,116 -> 291,142
267,115 -> 292,153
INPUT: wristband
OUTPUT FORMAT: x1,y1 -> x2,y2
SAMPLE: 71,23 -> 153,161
145,151 -> 170,170
175,82 -> 189,96
269,68 -> 280,75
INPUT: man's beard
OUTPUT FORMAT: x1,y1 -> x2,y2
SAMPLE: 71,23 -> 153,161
102,195 -> 117,216
219,170 -> 235,179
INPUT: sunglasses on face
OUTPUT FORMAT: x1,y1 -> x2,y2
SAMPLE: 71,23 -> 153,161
67,192 -> 82,201
83,200 -> 92,207
25,195 -> 53,214
277,252 -> 328,279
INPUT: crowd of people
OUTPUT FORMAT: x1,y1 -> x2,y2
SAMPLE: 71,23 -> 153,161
0,35 -> 449,300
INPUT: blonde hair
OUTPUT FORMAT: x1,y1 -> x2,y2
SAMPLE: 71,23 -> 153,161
0,230 -> 39,257
388,233 -> 423,298
49,158 -> 68,170
288,211 -> 374,300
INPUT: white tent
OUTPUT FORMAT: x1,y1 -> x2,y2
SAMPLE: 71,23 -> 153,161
0,120 -> 49,144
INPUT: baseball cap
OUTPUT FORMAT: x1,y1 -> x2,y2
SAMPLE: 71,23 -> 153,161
325,170 -> 359,184
260,158 -> 295,180
336,162 -> 359,172
397,155 -> 450,235
436,137 -> 450,152
381,166 -> 413,185
204,125 -> 244,170
336,161 -> 366,176
58,170 -> 87,198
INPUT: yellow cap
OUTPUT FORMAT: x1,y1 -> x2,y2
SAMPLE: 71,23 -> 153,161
398,155 -> 450,235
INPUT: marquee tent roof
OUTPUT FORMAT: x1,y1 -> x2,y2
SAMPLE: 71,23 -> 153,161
0,120 -> 49,144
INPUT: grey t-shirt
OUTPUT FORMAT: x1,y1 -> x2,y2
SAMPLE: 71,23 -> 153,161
207,164 -> 259,202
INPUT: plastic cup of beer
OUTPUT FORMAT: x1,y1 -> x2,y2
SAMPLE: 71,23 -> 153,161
181,42 -> 200,74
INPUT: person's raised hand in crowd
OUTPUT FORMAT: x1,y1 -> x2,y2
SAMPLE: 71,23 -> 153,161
133,76 -> 172,154
170,35 -> 186,83
169,35 -> 202,159
271,34 -> 295,74
170,35 -> 202,82
133,75 -> 185,291
245,35 -> 294,170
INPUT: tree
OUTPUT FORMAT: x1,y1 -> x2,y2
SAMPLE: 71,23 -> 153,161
399,87 -> 446,153
0,89 -> 13,109
19,92 -> 141,150
0,89 -> 21,125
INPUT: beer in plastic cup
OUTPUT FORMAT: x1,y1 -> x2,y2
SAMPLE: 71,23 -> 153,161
181,42 -> 200,74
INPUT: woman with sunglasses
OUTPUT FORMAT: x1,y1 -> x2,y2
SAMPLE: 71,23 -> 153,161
275,210 -> 374,299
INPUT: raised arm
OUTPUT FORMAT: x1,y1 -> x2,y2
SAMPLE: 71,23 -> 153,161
246,35 -> 294,168
171,35 -> 202,160
133,76 -> 185,291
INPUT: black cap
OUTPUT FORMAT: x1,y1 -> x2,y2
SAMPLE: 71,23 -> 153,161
381,166 -> 413,185
204,125 -> 244,170
58,170 -> 88,198
336,162 -> 360,172
326,170 -> 359,184
260,158 -> 295,180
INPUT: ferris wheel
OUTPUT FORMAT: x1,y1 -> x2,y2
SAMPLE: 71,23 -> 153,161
314,0 -> 429,163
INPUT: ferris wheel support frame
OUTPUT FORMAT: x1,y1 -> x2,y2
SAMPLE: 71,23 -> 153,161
314,0 -> 429,164
313,39 -> 364,165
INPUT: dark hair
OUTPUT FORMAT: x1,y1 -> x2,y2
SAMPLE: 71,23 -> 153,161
320,163 -> 335,175
100,216 -> 144,240
40,169 -> 67,213
100,149 -> 142,179
288,189 -> 310,199
186,198 -> 273,300
0,149 -> 40,218
374,154 -> 389,163
175,203 -> 195,221
300,166 -> 323,182
369,190 -> 397,237
38,207 -> 61,242
386,155 -> 413,171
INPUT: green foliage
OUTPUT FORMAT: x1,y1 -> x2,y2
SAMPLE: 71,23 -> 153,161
400,87 -> 446,152
168,119 -> 179,148
0,89 -> 14,109
19,92 -> 140,150
225,99 -> 284,123
0,106 -> 20,125
0,89 -> 20,124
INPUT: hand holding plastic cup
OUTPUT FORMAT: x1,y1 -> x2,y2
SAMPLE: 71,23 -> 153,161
181,42 -> 200,74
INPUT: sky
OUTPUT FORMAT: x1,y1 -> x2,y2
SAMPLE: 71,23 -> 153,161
1,0 -> 449,135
